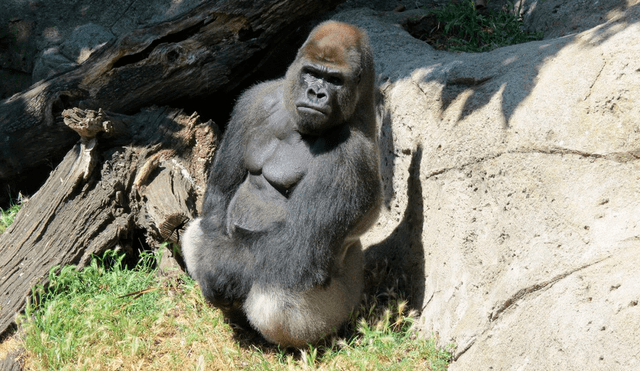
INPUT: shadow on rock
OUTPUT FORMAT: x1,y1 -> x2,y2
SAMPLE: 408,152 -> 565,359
365,145 -> 425,311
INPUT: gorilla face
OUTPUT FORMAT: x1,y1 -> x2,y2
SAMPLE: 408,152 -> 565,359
291,58 -> 362,135
293,63 -> 352,135
296,64 -> 341,114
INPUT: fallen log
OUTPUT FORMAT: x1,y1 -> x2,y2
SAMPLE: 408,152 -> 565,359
0,106 -> 217,337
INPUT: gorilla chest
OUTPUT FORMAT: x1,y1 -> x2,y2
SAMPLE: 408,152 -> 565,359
245,132 -> 312,194
227,132 -> 312,234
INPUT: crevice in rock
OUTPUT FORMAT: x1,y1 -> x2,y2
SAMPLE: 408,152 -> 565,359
423,152 -> 504,179
446,76 -> 494,88
534,145 -> 640,163
423,145 -> 640,180
583,58 -> 606,102
452,336 -> 477,361
488,256 -> 611,322
109,0 -> 138,32
421,291 -> 435,311
112,19 -> 208,68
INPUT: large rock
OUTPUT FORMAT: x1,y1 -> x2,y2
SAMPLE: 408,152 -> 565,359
332,4 -> 640,370
0,0 -> 205,99
520,0 -> 637,39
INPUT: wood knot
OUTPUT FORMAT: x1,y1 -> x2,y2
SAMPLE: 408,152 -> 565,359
159,213 -> 190,243
62,107 -> 129,141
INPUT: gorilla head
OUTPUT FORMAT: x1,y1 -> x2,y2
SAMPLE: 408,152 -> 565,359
285,21 -> 375,136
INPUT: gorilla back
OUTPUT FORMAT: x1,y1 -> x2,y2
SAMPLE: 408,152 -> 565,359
181,21 -> 381,347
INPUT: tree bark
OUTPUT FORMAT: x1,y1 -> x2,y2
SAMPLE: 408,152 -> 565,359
0,348 -> 23,371
0,0 -> 344,204
0,106 -> 217,337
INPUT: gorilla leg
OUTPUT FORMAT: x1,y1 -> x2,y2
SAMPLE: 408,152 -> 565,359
243,241 -> 364,347
181,218 -> 250,326
181,218 -> 206,284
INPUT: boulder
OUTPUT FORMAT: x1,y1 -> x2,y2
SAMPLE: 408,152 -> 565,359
32,23 -> 114,82
520,0 -> 637,39
331,4 -> 640,370
0,0 -> 205,99
31,47 -> 77,82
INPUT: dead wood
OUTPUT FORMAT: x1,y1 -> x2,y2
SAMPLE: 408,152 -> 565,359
0,0 -> 344,203
0,106 -> 217,337
0,348 -> 23,371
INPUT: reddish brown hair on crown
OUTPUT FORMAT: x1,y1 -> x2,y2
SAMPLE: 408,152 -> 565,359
300,21 -> 364,69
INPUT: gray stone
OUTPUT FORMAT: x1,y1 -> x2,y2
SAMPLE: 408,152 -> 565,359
330,4 -> 640,370
59,23 -> 113,64
32,47 -> 77,82
520,0 -> 636,39
0,0 -> 206,98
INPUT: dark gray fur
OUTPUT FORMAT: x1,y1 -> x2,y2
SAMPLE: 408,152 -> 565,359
181,21 -> 381,346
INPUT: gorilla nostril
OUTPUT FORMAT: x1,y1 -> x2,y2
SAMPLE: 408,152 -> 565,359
308,89 -> 327,103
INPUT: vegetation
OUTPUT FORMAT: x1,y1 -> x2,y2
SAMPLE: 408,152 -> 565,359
408,0 -> 543,52
17,249 -> 453,370
0,202 -> 21,234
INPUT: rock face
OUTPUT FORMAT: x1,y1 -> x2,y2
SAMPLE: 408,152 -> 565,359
331,3 -> 640,370
521,0 -> 635,39
0,0 -> 205,99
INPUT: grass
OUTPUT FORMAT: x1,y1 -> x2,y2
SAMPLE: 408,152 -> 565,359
0,202 -> 22,234
15,249 -> 452,370
413,0 -> 543,52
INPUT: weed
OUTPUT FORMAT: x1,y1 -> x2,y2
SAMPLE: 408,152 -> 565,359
407,0 -> 543,52
0,203 -> 22,234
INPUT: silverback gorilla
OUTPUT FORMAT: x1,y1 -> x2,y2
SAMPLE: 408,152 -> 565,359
181,21 -> 381,348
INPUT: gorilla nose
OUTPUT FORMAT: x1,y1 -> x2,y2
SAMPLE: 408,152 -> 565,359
307,87 -> 328,104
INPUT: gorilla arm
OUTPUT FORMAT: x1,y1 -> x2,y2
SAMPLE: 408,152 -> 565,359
200,97 -> 251,227
183,85 -> 271,307
251,127 -> 381,292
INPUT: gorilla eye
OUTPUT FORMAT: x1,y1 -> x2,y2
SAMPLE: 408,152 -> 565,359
302,67 -> 321,80
327,76 -> 343,86
308,71 -> 322,79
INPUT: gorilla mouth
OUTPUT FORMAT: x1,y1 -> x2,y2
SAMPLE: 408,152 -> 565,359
296,105 -> 330,117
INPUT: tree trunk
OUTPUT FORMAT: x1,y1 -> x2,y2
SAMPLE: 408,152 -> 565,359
0,0 -> 344,205
0,106 -> 217,337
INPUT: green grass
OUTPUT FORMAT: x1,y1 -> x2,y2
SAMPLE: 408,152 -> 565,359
0,203 -> 21,234
17,250 -> 452,370
21,250 -> 177,370
310,297 -> 453,370
430,0 -> 542,52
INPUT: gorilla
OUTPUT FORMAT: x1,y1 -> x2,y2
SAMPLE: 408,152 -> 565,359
181,21 -> 381,348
